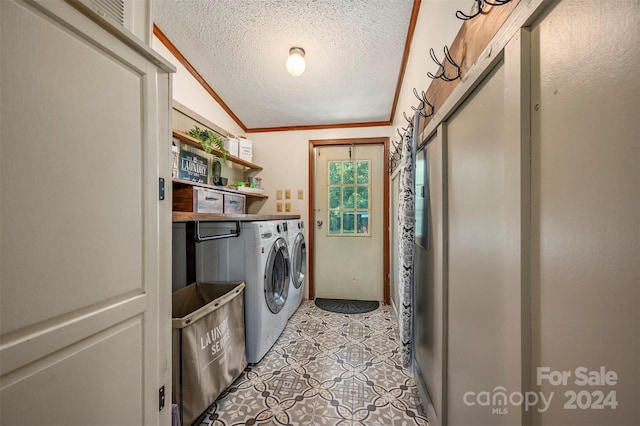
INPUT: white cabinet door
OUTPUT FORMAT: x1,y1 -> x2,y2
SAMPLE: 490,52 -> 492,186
0,1 -> 172,424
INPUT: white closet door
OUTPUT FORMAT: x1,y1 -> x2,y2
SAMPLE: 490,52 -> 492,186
446,30 -> 530,425
0,1 -> 172,425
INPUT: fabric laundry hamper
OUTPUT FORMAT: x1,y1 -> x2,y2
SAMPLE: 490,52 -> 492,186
172,282 -> 247,426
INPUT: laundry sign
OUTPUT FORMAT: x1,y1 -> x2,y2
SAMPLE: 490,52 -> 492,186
200,316 -> 231,358
178,149 -> 208,184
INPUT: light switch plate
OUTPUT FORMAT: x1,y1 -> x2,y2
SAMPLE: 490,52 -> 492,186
285,189 -> 291,199
277,203 -> 282,212
285,203 -> 291,212
297,190 -> 304,199
276,190 -> 282,200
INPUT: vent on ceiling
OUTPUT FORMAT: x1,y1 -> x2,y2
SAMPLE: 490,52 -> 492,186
90,0 -> 124,26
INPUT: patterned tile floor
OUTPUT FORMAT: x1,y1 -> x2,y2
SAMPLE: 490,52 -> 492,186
198,300 -> 428,426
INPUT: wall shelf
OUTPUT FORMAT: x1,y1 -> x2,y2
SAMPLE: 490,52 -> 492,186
172,129 -> 262,170
172,128 -> 266,215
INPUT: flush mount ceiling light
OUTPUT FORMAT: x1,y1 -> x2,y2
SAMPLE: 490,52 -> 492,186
286,47 -> 306,76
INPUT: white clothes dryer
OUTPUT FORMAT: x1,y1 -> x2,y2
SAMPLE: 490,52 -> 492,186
285,219 -> 306,319
196,220 -> 290,364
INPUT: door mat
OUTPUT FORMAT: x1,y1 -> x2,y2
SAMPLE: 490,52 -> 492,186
314,298 -> 379,314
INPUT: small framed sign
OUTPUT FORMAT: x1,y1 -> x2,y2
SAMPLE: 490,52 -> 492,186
178,150 -> 209,184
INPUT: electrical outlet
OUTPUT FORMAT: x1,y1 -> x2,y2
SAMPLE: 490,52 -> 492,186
277,203 -> 282,212
285,189 -> 291,199
297,190 -> 304,199
285,203 -> 291,212
276,190 -> 282,200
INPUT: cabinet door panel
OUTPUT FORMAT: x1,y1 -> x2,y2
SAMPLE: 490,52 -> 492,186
0,1 -> 171,424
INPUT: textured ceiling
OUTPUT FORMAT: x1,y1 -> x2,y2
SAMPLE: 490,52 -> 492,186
152,0 -> 416,130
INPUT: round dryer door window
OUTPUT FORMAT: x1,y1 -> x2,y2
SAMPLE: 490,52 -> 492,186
292,234 -> 306,289
264,238 -> 290,314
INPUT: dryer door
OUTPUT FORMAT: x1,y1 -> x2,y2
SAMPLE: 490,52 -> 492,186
264,237 -> 290,313
291,233 -> 306,289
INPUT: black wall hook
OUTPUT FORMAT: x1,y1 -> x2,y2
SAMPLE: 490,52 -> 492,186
411,88 -> 435,118
427,46 -> 461,82
456,0 -> 513,20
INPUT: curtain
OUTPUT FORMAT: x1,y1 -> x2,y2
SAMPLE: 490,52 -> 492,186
397,126 -> 415,367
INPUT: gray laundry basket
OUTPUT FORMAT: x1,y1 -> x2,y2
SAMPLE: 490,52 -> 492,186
172,282 -> 247,426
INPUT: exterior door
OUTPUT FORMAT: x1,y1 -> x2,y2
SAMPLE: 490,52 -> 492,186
0,1 -> 173,425
314,144 -> 384,301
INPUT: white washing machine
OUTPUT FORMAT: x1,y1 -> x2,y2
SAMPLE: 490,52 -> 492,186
285,219 -> 306,319
196,220 -> 290,364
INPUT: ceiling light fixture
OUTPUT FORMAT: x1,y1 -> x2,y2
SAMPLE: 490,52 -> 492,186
286,47 -> 306,76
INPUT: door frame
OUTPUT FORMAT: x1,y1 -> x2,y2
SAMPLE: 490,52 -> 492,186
308,137 -> 390,304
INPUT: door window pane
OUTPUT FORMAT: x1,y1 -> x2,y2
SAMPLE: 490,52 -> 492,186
356,161 -> 369,184
328,210 -> 341,234
356,186 -> 369,209
329,162 -> 342,184
343,186 -> 355,209
343,212 -> 355,233
342,162 -> 355,184
329,186 -> 341,209
356,211 -> 369,234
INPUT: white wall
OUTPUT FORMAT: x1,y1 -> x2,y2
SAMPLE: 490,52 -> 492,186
390,0 -> 468,135
152,35 -> 244,138
249,126 -> 391,216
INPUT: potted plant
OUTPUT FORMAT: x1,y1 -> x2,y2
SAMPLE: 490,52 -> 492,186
186,125 -> 228,165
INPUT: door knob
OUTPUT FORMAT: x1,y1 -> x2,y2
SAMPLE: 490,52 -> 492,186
317,220 -> 323,228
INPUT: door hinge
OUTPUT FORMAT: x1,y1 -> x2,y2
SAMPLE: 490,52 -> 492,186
159,385 -> 165,411
159,178 -> 165,200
